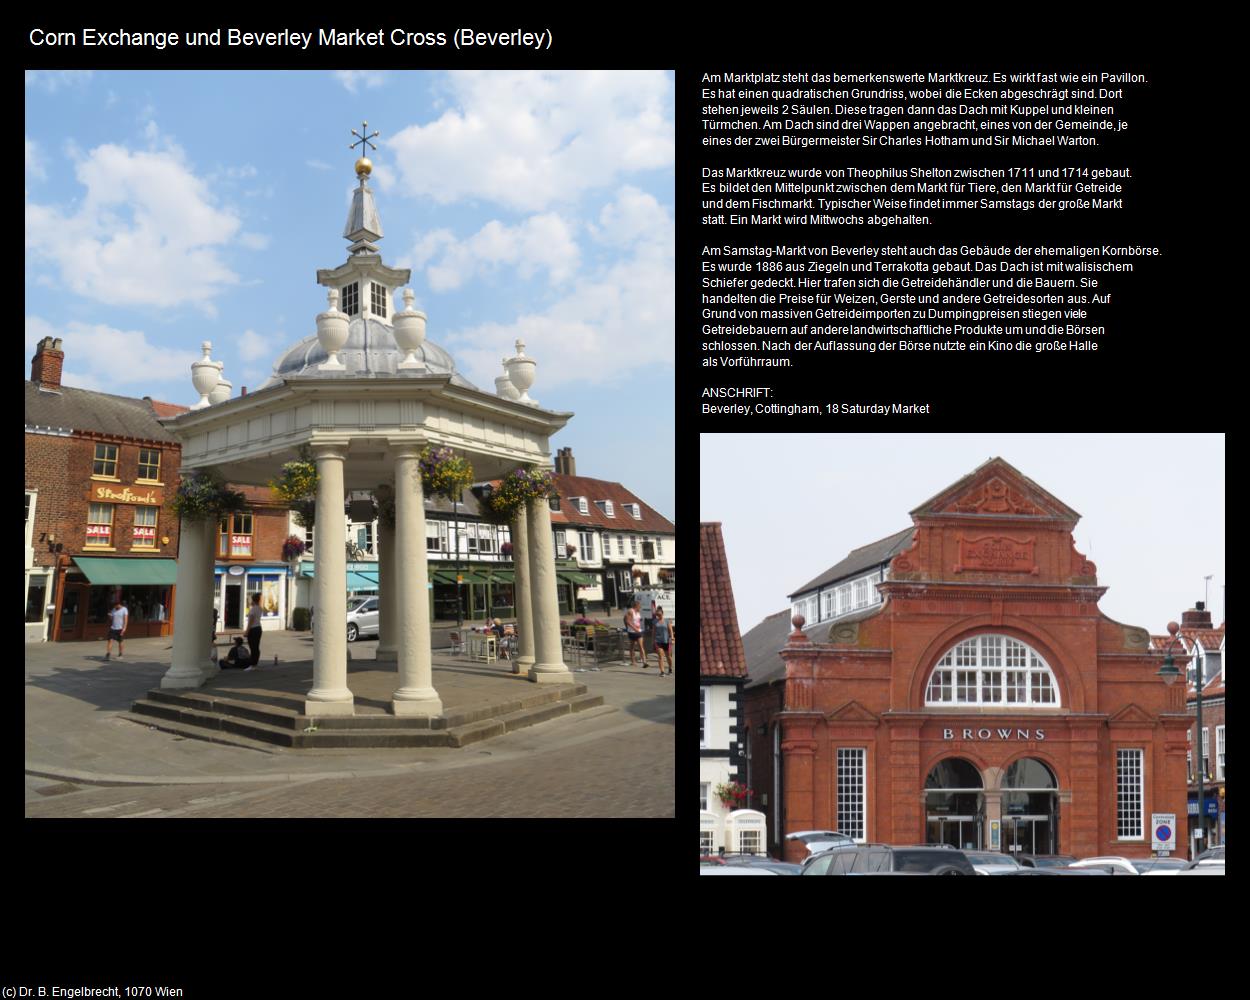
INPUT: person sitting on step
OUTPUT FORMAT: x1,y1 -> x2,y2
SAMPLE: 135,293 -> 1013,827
221,636 -> 249,669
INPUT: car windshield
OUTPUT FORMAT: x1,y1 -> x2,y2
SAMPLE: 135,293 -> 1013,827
347,598 -> 368,612
1030,856 -> 1076,867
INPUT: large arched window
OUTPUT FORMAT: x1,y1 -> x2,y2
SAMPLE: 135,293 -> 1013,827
924,634 -> 1059,707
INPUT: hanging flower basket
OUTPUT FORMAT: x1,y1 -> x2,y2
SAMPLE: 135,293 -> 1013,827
374,483 -> 396,527
270,447 -> 319,528
419,446 -> 475,502
714,781 -> 752,810
282,535 -> 306,561
480,466 -> 557,524
170,468 -> 247,522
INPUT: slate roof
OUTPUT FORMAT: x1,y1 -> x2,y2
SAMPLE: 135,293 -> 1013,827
700,523 -> 747,678
741,610 -> 792,688
788,527 -> 914,598
25,381 -> 180,443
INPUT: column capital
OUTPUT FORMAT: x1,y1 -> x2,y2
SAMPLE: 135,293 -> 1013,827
310,442 -> 349,462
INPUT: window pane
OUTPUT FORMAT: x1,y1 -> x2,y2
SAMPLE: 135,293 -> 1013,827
1116,749 -> 1143,838
341,282 -> 359,316
93,444 -> 118,477
837,748 -> 866,841
957,670 -> 977,702
981,670 -> 1002,702
138,448 -> 160,480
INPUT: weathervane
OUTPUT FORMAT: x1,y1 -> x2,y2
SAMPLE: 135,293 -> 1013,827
349,121 -> 379,178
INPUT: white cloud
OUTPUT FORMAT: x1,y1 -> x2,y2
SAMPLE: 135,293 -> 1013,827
238,232 -> 270,250
415,213 -> 580,292
25,70 -> 93,93
237,329 -> 270,361
25,143 -> 243,309
306,159 -> 333,171
25,315 -> 200,390
25,138 -> 46,181
445,188 -> 673,390
387,71 -> 673,212
334,71 -> 386,94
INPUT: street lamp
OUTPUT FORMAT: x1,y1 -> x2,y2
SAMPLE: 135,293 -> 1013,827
1157,620 -> 1204,858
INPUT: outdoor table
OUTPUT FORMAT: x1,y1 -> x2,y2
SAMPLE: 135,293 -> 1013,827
465,632 -> 497,663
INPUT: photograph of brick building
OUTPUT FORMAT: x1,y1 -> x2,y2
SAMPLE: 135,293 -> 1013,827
740,457 -> 1195,862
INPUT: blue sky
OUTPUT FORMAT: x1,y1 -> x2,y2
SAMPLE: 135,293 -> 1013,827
25,69 -> 675,519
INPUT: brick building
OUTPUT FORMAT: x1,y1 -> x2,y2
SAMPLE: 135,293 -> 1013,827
25,337 -> 183,642
210,483 -> 293,635
743,457 -> 1191,862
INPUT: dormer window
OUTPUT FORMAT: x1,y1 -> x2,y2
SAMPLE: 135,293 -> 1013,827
595,500 -> 615,517
571,497 -> 588,515
370,281 -> 388,318
341,282 -> 360,317
625,503 -> 641,519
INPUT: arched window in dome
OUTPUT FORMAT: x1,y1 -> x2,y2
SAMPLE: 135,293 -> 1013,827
924,634 -> 1059,708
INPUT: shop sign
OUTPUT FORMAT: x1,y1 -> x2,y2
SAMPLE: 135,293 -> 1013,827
227,565 -> 246,576
1187,798 -> 1219,816
942,727 -> 1046,740
85,484 -> 162,505
954,535 -> 1037,574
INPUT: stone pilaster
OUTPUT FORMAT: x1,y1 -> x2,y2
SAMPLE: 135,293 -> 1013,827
525,497 -> 572,684
305,445 -> 354,716
162,516 -> 216,689
511,508 -> 535,675
375,506 -> 397,662
391,447 -> 442,716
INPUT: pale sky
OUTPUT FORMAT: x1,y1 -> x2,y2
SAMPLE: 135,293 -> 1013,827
701,433 -> 1226,638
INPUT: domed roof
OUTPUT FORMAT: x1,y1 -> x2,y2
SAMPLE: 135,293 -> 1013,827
262,317 -> 477,390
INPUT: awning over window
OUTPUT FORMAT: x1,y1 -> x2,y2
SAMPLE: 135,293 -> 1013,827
71,557 -> 179,585
558,570 -> 600,586
299,564 -> 379,591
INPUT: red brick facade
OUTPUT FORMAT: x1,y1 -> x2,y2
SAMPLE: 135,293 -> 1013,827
744,458 -> 1192,862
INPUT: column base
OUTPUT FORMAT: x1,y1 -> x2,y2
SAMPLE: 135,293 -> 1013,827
528,663 -> 574,684
305,690 -> 355,716
513,654 -> 535,676
375,646 -> 399,663
161,665 -> 210,689
392,689 -> 443,717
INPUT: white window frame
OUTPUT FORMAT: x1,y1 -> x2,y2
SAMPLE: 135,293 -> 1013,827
924,635 -> 1060,707
595,499 -> 614,518
699,687 -> 708,748
739,829 -> 762,854
626,503 -> 641,519
572,497 -> 588,515
700,783 -> 709,812
820,590 -> 834,619
616,534 -> 624,556
700,830 -> 714,855
86,502 -> 114,548
837,747 -> 867,843
1116,748 -> 1145,840
1201,727 -> 1210,780
629,535 -> 637,556
837,584 -> 851,616
578,530 -> 594,561
25,490 -> 37,554
1216,726 -> 1225,781
853,576 -> 870,609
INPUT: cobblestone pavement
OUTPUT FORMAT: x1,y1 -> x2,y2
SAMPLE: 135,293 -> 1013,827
25,630 -> 676,817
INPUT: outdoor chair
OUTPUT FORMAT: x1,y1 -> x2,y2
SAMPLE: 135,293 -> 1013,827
448,631 -> 464,655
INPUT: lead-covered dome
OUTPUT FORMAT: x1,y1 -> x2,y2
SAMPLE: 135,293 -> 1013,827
262,316 -> 478,390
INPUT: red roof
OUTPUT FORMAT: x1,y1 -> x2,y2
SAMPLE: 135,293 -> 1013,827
550,474 -> 673,534
147,398 -> 190,418
700,523 -> 747,678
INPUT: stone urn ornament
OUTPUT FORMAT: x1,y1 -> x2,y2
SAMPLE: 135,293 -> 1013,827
316,288 -> 350,370
495,368 -> 521,400
393,288 -> 428,370
190,341 -> 221,410
503,339 -> 537,406
208,376 -> 232,405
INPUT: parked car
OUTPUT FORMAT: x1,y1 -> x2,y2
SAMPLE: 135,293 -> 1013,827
801,844 -> 976,876
1067,856 -> 1152,875
721,856 -> 802,875
1175,864 -> 1225,875
346,596 -> 380,642
1195,845 -> 1225,862
993,867 -> 1112,875
700,866 -> 778,875
962,850 -> 1024,875
785,830 -> 855,857
1017,854 -> 1078,868
1134,858 -> 1190,875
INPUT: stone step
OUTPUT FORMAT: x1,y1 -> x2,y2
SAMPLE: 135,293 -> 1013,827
438,683 -> 588,729
131,699 -> 300,747
564,692 -> 607,713
499,700 -> 571,732
147,688 -> 304,729
121,712 -> 286,754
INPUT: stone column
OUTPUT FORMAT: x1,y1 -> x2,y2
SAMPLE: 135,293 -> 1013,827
162,516 -> 216,688
375,506 -> 397,663
305,445 -> 354,716
510,509 -> 535,675
526,498 -> 573,683
391,447 -> 442,716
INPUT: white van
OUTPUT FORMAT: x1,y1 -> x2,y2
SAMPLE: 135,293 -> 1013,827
633,588 -> 674,624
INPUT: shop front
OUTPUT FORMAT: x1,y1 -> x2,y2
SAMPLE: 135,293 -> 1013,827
214,563 -> 288,632
54,556 -> 177,641
757,458 -> 1192,862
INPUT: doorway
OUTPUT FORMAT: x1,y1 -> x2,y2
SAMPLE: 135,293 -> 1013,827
927,815 -> 983,851
1002,814 -> 1054,855
1001,758 -> 1060,856
225,583 -> 242,630
924,757 -> 985,850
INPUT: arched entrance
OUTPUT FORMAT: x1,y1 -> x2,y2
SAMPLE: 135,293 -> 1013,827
925,757 -> 984,850
1001,757 -> 1059,856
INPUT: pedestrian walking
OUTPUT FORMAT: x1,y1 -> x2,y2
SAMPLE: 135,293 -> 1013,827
654,607 -> 674,676
244,592 -> 263,670
625,601 -> 647,668
104,597 -> 127,660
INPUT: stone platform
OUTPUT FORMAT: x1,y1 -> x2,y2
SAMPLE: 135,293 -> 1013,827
128,653 -> 603,750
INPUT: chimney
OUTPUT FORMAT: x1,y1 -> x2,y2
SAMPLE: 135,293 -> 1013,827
31,337 -> 64,391
1181,601 -> 1212,630
555,447 -> 576,476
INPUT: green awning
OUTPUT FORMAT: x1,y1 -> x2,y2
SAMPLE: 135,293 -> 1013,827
558,570 -> 600,586
298,564 -> 378,591
72,557 -> 179,585
480,570 -> 514,583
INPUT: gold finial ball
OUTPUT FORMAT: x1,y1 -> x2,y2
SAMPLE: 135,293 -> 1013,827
355,156 -> 373,176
